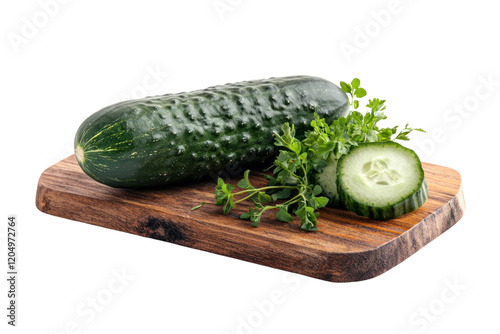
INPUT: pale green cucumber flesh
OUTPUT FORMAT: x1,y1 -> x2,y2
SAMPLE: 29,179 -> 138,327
337,141 -> 428,220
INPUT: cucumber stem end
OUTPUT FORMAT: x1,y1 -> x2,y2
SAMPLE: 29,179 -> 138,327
75,145 -> 84,163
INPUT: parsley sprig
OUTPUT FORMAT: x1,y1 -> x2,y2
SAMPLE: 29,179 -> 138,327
193,78 -> 424,231
305,79 -> 424,161
211,124 -> 329,231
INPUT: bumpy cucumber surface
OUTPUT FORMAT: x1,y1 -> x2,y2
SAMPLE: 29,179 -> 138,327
337,141 -> 428,220
75,76 -> 349,188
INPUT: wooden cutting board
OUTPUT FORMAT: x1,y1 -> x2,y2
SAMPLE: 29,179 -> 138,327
36,155 -> 465,282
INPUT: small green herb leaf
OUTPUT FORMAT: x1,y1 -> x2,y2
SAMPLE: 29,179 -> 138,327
340,81 -> 351,94
313,196 -> 329,208
250,214 -> 261,227
237,170 -> 254,189
355,88 -> 367,98
271,188 -> 292,201
351,78 -> 360,89
276,207 -> 294,223
240,207 -> 254,219
223,197 -> 235,215
258,192 -> 272,204
312,184 -> 323,196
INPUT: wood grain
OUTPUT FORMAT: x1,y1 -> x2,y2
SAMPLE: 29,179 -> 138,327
35,155 -> 465,282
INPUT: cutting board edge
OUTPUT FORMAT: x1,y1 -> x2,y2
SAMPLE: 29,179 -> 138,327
357,183 -> 465,282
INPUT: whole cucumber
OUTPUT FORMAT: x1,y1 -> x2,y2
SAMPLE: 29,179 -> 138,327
75,75 -> 348,188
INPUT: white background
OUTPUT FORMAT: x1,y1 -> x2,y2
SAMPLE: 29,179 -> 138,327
1,0 -> 499,333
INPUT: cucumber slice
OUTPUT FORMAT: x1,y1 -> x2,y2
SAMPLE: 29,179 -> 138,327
337,141 -> 428,220
315,154 -> 341,208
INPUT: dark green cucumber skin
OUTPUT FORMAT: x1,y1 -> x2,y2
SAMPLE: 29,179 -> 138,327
337,142 -> 428,220
75,76 -> 349,188
338,178 -> 428,220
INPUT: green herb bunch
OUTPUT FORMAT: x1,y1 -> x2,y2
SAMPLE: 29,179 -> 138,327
193,78 -> 424,231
